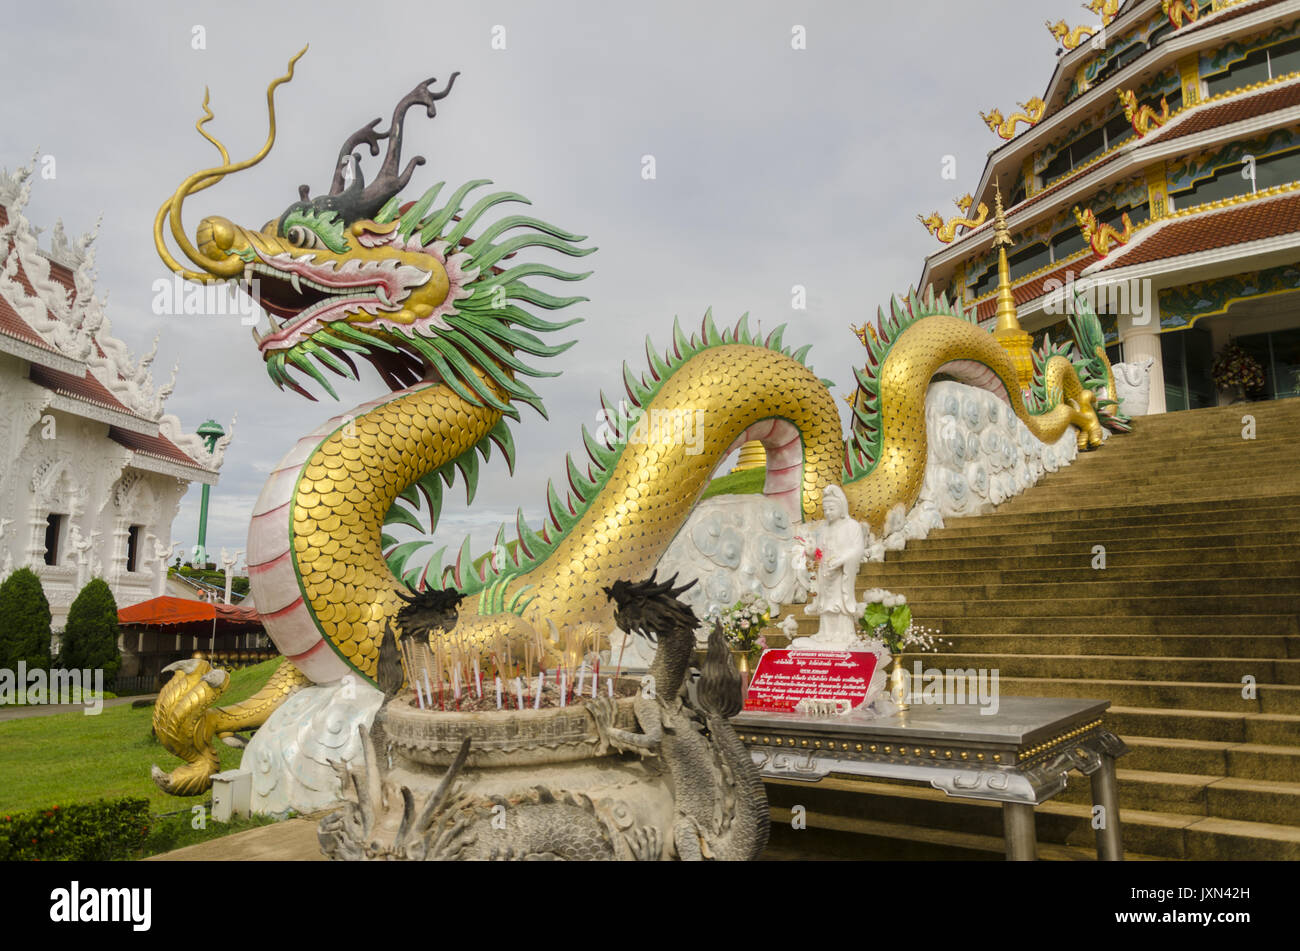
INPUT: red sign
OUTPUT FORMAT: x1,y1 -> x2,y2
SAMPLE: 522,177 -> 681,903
743,649 -> 878,713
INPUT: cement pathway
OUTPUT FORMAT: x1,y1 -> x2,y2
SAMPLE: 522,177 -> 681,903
145,816 -> 327,861
0,695 -> 155,722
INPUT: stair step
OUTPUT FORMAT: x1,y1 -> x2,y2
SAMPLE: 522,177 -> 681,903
876,578 -> 1300,602
931,634 -> 1297,659
786,614 -> 1300,636
1107,706 -> 1300,745
999,676 -> 1300,714
868,561 -> 1300,585
903,594 -> 1300,618
910,652 -> 1300,684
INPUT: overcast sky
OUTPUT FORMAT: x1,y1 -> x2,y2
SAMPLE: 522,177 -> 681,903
1,0 -> 1057,569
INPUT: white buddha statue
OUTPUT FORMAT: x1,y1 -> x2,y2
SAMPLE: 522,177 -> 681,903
792,485 -> 865,650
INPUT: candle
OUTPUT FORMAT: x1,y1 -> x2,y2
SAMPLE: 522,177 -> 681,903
422,670 -> 435,713
576,665 -> 586,697
592,659 -> 599,698
495,676 -> 502,710
607,678 -> 613,698
535,672 -> 543,709
515,677 -> 525,710
452,667 -> 460,700
474,658 -> 482,698
560,671 -> 567,707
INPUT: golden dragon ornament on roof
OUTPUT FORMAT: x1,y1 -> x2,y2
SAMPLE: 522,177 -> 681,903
148,50 -> 1115,796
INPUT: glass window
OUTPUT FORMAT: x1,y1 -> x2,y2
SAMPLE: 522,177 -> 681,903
1042,149 -> 1072,184
1008,242 -> 1051,281
1072,128 -> 1107,167
1271,37 -> 1300,77
127,525 -> 142,573
1269,327 -> 1300,398
1104,112 -> 1135,150
44,514 -> 65,566
1206,47 -> 1271,98
1052,226 -> 1087,260
1256,147 -> 1300,190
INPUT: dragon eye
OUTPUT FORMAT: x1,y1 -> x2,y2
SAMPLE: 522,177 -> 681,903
286,225 -> 319,249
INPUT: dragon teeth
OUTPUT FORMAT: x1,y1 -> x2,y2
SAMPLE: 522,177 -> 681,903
376,286 -> 392,307
290,272 -> 303,295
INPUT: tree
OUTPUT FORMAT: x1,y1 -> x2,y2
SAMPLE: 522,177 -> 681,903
60,578 -> 121,681
0,567 -> 53,670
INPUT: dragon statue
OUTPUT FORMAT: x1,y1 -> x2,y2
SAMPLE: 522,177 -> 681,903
1119,88 -> 1172,137
1083,0 -> 1121,25
1162,0 -> 1201,29
1073,205 -> 1135,258
1046,19 -> 1099,51
980,98 -> 1047,140
917,195 -> 989,243
149,52 -> 1111,797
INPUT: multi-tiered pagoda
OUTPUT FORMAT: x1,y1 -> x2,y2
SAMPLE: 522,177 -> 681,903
919,0 -> 1300,413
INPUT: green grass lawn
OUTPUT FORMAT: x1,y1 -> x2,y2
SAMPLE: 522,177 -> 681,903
700,466 -> 765,501
0,659 -> 280,815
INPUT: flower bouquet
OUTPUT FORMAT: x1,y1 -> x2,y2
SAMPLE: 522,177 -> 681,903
709,592 -> 777,662
1211,343 -> 1265,395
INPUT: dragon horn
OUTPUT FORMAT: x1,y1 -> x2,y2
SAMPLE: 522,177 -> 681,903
154,46 -> 307,283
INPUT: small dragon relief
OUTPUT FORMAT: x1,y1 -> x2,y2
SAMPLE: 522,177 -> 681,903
1118,89 -> 1171,137
587,574 -> 770,861
1162,0 -> 1200,29
918,195 -> 989,243
1073,205 -> 1134,258
981,98 -> 1047,140
1083,0 -> 1121,25
1045,19 -> 1098,51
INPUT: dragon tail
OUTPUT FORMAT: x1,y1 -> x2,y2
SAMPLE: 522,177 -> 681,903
151,656 -> 312,796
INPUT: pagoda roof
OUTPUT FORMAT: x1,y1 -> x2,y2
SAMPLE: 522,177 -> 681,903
924,71 -> 1300,302
920,0 -> 1300,291
0,160 -> 233,478
1090,186 -> 1300,272
108,426 -> 221,481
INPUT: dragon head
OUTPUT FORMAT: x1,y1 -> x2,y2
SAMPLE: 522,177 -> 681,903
155,50 -> 593,413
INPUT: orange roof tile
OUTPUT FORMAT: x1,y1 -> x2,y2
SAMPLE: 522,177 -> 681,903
109,426 -> 209,470
1098,192 -> 1300,270
1152,79 -> 1300,144
974,261 -> 1085,321
29,362 -> 140,416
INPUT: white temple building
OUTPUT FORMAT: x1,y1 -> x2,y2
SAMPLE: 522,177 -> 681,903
0,159 -> 231,627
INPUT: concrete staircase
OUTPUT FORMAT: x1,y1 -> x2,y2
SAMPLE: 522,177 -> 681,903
765,397 -> 1300,860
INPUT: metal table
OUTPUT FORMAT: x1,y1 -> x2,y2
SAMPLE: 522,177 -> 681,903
732,697 -> 1128,860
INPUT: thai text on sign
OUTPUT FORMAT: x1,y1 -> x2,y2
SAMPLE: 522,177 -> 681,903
743,649 -> 878,713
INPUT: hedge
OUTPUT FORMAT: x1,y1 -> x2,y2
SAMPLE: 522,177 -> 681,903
0,797 -> 150,861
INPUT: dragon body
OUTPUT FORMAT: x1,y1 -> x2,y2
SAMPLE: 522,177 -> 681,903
1046,20 -> 1098,50
1074,205 -> 1135,258
918,195 -> 989,243
150,56 -> 1112,796
981,98 -> 1047,140
1119,89 -> 1172,137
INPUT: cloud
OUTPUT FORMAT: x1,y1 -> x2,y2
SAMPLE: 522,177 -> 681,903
2,0 -> 1051,568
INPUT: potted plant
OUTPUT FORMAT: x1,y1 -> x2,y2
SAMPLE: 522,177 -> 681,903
707,592 -> 777,687
857,590 -> 944,708
1211,343 -> 1265,403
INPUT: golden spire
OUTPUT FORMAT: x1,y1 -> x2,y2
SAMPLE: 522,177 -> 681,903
992,184 -> 1022,335
989,183 -> 1034,390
